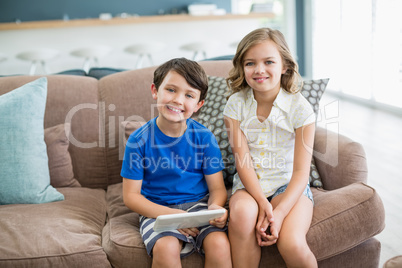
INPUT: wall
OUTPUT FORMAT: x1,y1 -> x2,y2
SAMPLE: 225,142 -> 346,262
0,0 -> 231,22
0,17 -> 272,75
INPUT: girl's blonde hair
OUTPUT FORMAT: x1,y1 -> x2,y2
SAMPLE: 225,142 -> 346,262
226,28 -> 302,95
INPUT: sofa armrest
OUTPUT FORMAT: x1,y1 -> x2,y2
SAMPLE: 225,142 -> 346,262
313,127 -> 368,190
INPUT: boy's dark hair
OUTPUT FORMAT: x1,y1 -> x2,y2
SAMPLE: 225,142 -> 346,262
153,58 -> 209,101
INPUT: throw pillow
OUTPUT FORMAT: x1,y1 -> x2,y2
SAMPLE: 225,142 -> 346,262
0,77 -> 65,204
196,76 -> 236,187
119,120 -> 146,160
197,76 -> 329,187
309,157 -> 322,187
44,123 -> 81,187
300,78 -> 330,115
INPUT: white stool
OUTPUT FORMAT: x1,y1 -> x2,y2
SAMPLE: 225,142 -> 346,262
70,46 -> 111,72
229,41 -> 239,50
124,43 -> 166,69
179,42 -> 212,61
16,49 -> 60,75
0,53 -> 7,63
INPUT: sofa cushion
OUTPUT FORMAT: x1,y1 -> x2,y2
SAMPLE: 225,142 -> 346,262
103,182 -> 384,267
99,67 -> 158,187
45,123 -> 81,187
307,183 -> 385,261
196,76 -> 327,187
119,120 -> 146,160
0,187 -> 110,267
196,76 -> 235,187
0,77 -> 64,204
103,183 -> 205,268
0,75 -> 108,189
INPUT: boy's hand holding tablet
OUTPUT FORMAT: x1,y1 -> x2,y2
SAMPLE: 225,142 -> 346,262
153,208 -> 227,233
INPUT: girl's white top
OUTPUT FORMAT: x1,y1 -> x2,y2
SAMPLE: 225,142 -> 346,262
223,88 -> 315,197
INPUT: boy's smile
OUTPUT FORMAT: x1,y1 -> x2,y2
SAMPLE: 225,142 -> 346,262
151,70 -> 204,136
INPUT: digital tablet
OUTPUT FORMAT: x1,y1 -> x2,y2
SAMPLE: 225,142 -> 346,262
153,209 -> 226,232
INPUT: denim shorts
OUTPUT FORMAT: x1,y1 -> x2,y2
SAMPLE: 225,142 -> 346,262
268,184 -> 314,205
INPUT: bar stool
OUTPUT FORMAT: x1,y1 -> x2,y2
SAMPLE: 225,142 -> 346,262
16,49 -> 60,75
70,46 -> 111,72
230,41 -> 239,50
179,42 -> 211,60
0,53 -> 7,63
124,43 -> 166,69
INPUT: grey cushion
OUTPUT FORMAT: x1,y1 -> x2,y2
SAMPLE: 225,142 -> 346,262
197,76 -> 329,187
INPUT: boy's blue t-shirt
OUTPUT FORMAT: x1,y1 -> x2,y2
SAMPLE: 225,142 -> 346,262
121,117 -> 224,206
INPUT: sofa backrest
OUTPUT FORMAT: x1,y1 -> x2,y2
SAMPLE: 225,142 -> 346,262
0,60 -> 233,189
99,60 -> 233,187
0,75 -> 108,188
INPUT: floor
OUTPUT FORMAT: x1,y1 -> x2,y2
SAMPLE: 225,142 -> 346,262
318,92 -> 402,267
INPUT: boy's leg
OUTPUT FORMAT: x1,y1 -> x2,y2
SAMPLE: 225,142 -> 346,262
228,189 -> 260,268
203,230 -> 232,268
139,215 -> 195,259
152,236 -> 183,268
271,194 -> 317,268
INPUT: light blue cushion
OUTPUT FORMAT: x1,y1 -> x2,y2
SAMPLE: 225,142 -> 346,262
0,77 -> 64,204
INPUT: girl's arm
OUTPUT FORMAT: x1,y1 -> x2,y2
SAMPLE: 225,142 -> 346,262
268,123 -> 315,238
224,116 -> 268,205
122,178 -> 185,218
205,171 -> 228,228
224,116 -> 276,244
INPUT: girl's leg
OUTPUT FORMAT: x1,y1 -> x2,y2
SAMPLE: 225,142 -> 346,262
203,231 -> 232,268
228,189 -> 260,268
271,194 -> 317,268
152,236 -> 183,268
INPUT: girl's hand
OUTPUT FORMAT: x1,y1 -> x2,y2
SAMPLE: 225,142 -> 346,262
208,204 -> 228,229
256,201 -> 277,246
265,208 -> 284,241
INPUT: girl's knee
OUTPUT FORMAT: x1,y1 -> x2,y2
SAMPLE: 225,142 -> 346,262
277,237 -> 311,262
229,193 -> 258,226
229,206 -> 257,234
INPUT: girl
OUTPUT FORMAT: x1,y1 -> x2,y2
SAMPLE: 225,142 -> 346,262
224,28 -> 317,267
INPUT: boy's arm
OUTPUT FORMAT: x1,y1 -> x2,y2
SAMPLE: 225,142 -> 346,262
122,178 -> 185,218
204,170 -> 228,228
204,171 -> 227,208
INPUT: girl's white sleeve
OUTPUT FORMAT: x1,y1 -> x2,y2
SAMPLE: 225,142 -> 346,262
223,93 -> 243,121
292,94 -> 316,129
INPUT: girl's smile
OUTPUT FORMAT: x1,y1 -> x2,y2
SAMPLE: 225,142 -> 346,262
243,40 -> 287,98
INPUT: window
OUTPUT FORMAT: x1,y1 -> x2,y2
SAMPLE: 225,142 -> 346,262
311,0 -> 402,110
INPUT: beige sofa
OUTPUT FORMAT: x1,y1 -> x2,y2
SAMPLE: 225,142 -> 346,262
0,60 -> 385,267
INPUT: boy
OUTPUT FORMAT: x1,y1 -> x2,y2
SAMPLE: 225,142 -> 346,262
121,58 -> 232,268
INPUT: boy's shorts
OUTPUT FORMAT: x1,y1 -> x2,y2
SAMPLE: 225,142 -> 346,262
139,195 -> 227,258
268,184 -> 314,205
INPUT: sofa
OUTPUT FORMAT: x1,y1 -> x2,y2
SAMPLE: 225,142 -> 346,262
0,60 -> 385,267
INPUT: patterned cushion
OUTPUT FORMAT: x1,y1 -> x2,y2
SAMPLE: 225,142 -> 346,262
301,78 -> 329,115
197,76 -> 329,188
196,76 -> 235,187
